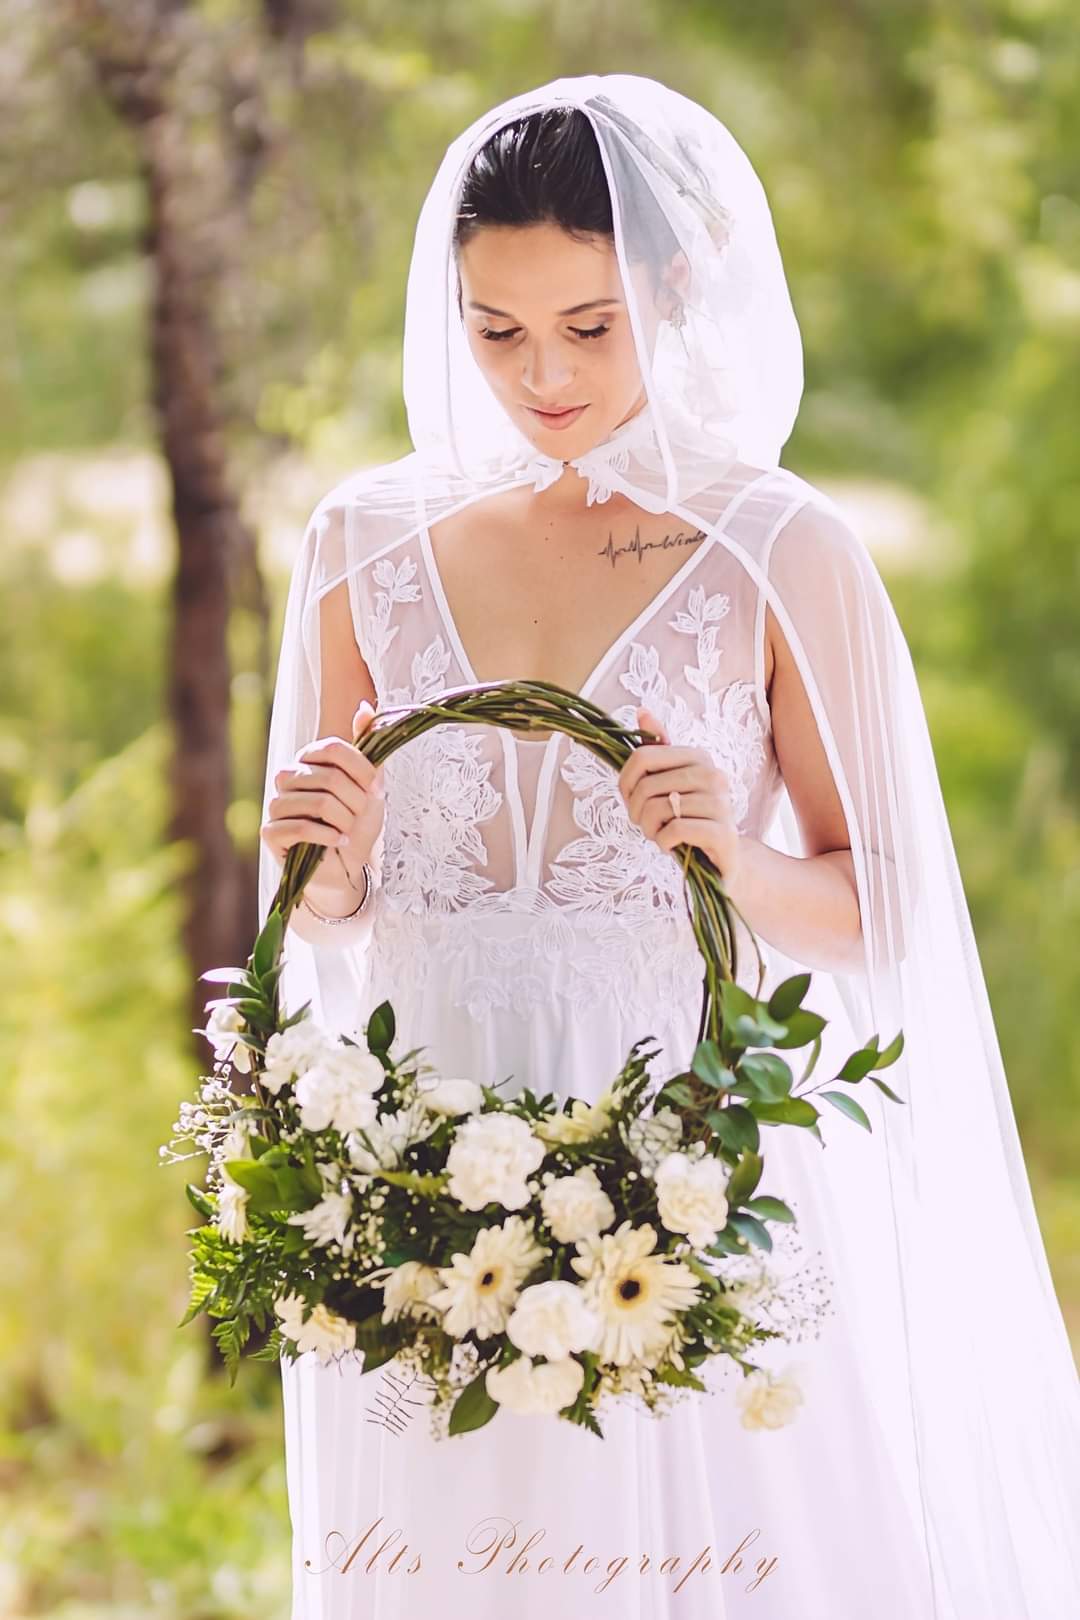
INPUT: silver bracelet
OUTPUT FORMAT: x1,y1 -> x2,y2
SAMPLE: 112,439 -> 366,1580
301,861 -> 374,925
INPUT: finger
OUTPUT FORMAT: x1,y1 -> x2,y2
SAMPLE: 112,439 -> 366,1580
274,762 -> 368,819
627,765 -> 730,824
298,736 -> 383,791
352,699 -> 377,739
267,790 -> 352,835
260,817 -> 344,853
637,705 -> 669,744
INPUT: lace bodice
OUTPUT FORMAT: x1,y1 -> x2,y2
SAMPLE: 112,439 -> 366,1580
336,471 -> 788,1038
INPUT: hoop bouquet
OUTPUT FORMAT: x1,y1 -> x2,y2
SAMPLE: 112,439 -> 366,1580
162,680 -> 905,1440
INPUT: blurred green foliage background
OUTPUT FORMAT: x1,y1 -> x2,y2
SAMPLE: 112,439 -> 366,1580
1,0 -> 1077,1613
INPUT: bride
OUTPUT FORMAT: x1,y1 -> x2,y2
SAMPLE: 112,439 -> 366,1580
257,75 -> 1080,1620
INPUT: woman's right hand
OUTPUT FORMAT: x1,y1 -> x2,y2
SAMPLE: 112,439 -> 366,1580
260,700 -> 385,899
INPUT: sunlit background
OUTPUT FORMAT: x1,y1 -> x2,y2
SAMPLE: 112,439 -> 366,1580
2,2 -> 1078,1613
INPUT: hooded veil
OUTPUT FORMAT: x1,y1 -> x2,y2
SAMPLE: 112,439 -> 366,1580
259,73 -> 1080,1617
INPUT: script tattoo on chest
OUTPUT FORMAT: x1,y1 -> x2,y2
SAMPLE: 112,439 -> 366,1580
596,523 -> 708,569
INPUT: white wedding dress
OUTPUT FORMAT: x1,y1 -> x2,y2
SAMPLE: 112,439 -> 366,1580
277,459 -> 939,1620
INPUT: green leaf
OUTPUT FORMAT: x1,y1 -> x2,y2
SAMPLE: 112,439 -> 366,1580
751,1096 -> 819,1128
875,1031 -> 905,1069
707,1227 -> 750,1256
185,1183 -> 214,1219
743,1195 -> 795,1223
772,1010 -> 827,1049
835,1046 -> 880,1083
661,1081 -> 698,1108
767,973 -> 811,1020
821,1090 -> 873,1132
870,1075 -> 906,1105
178,1270 -> 216,1326
733,1012 -> 790,1047
736,1053 -> 793,1102
654,1363 -> 707,1391
252,909 -> 283,981
365,1000 -> 396,1055
690,1041 -> 733,1091
706,1104 -> 759,1154
726,1211 -> 773,1252
448,1369 -> 499,1435
724,1150 -> 764,1208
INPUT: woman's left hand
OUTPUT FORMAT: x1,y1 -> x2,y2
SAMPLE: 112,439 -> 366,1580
617,705 -> 743,885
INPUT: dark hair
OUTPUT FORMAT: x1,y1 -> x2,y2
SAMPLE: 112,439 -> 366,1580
453,106 -> 678,287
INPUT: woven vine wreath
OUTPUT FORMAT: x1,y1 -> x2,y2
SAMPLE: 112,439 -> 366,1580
167,680 -> 904,1440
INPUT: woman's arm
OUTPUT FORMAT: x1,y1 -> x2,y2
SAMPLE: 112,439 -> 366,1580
263,564 -> 385,946
723,601 -> 863,974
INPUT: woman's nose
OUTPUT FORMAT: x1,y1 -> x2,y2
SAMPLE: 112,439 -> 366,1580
520,340 -> 573,395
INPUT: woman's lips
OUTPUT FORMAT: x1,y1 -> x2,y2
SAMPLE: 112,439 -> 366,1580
525,403 -> 588,431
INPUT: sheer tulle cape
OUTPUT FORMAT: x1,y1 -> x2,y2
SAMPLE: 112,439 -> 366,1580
258,74 -> 1080,1616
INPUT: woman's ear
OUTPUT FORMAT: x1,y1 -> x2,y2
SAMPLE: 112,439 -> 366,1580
659,248 -> 692,318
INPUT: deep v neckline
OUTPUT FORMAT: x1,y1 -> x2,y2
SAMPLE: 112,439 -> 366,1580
417,517 -> 720,713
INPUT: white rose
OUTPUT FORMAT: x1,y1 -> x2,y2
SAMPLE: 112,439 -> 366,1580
202,1002 -> 254,1074
416,1076 -> 484,1118
505,1280 -> 602,1363
654,1150 -> 730,1248
261,1022 -> 335,1095
295,1048 -> 384,1134
485,1353 -> 585,1415
216,1172 -> 249,1242
274,1292 -> 357,1365
735,1366 -> 805,1431
380,1261 -> 444,1325
540,1166 -> 616,1243
445,1114 -> 547,1212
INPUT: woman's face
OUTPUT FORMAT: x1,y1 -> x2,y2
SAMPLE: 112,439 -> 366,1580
456,220 -> 680,459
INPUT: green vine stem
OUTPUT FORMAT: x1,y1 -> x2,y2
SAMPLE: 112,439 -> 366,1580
266,678 -> 765,1049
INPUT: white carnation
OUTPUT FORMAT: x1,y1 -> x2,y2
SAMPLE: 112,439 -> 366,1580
261,1022 -> 335,1095
540,1165 -> 616,1243
202,1002 -> 254,1074
445,1113 -> 546,1212
485,1353 -> 585,1415
654,1149 -> 730,1248
294,1047 -> 384,1134
505,1279 -> 602,1362
735,1366 -> 805,1430
274,1291 -> 357,1365
416,1076 -> 484,1117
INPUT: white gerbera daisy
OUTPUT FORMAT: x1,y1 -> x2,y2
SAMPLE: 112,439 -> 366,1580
427,1215 -> 549,1339
274,1292 -> 357,1364
380,1261 -> 444,1326
216,1172 -> 249,1242
534,1086 -> 616,1146
569,1220 -> 701,1367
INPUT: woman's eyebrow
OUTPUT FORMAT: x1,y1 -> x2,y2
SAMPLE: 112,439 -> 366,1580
466,298 -> 623,318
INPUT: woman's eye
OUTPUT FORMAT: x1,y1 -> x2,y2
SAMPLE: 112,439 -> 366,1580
570,324 -> 610,340
479,326 -> 520,342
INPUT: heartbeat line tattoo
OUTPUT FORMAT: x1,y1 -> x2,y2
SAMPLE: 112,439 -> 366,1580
364,1364 -> 439,1434
596,523 -> 707,568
